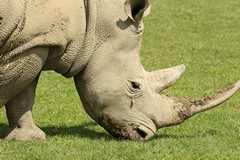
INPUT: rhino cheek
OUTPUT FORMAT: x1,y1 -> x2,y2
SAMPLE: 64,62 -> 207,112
74,76 -> 102,123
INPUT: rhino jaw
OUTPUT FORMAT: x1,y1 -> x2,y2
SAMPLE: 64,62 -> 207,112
99,114 -> 156,141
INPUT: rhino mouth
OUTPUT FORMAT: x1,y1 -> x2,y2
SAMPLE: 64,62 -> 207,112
99,114 -> 155,141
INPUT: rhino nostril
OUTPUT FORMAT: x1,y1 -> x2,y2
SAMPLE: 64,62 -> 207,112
136,128 -> 147,139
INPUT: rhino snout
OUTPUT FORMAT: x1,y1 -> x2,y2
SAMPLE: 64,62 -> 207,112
99,114 -> 156,141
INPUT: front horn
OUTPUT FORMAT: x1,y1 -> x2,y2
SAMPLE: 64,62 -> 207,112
157,81 -> 240,128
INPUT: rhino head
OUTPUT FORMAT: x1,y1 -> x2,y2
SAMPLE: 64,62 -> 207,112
74,0 -> 240,140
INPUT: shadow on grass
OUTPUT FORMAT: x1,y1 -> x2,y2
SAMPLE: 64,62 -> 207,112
0,122 -> 112,140
0,122 -> 216,140
42,122 -> 112,140
0,123 -> 8,139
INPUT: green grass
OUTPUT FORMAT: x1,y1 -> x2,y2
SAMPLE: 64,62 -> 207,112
1,0 -> 240,159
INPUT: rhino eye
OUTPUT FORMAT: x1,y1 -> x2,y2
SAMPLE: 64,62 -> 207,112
131,82 -> 141,89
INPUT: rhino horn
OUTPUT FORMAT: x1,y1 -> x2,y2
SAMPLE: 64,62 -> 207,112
157,81 -> 240,128
189,81 -> 240,116
148,64 -> 186,93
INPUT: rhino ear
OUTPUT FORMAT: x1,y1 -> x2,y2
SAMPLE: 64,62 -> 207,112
124,0 -> 151,22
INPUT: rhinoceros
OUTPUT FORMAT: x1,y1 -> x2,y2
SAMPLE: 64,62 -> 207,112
0,0 -> 239,141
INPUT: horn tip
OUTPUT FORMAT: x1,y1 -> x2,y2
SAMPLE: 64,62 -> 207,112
176,64 -> 186,73
236,80 -> 240,90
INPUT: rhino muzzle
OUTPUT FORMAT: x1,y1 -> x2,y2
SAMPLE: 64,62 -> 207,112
99,114 -> 156,141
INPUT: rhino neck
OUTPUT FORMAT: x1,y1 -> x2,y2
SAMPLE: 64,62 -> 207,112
63,0 -> 97,77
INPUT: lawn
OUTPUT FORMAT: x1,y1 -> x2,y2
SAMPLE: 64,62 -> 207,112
1,0 -> 240,159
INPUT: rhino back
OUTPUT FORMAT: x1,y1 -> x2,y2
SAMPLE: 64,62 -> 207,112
17,0 -> 86,46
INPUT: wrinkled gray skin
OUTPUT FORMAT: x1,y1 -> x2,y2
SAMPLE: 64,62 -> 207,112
0,0 -> 239,141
